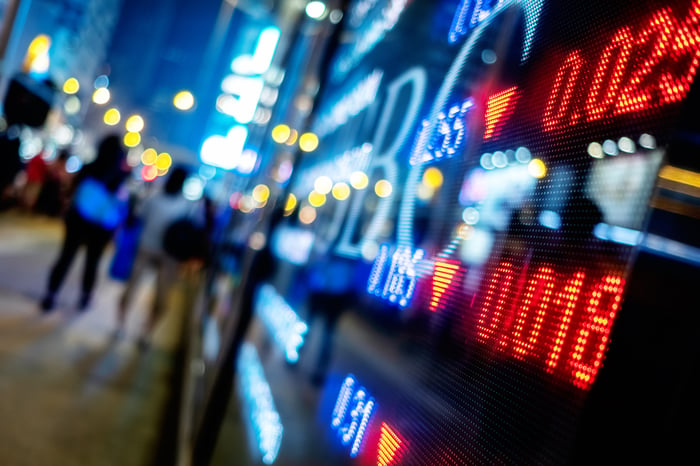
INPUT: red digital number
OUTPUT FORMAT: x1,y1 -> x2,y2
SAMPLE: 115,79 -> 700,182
616,9 -> 676,114
542,52 -> 584,131
511,266 -> 556,360
545,271 -> 586,373
660,1 -> 700,104
568,274 -> 624,390
476,262 -> 515,346
475,261 -> 624,389
585,27 -> 635,121
544,1 -> 700,131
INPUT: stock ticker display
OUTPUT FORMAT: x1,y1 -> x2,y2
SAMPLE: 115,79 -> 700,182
242,0 -> 700,464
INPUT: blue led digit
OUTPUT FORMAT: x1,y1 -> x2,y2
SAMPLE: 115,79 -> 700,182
367,244 -> 424,308
330,375 -> 376,458
332,376 -> 356,428
423,98 -> 474,164
382,245 -> 424,307
367,243 -> 392,297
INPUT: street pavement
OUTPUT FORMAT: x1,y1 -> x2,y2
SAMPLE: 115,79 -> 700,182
0,210 -> 188,466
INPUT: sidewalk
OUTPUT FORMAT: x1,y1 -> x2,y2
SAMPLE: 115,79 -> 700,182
0,211 -> 191,466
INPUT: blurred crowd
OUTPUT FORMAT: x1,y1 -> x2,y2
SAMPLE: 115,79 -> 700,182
1,126 -> 216,349
0,130 -> 74,217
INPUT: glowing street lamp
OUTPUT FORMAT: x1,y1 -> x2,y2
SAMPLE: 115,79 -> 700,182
305,1 -> 326,19
173,90 -> 195,110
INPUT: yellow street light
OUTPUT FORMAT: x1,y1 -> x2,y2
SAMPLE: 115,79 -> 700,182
126,114 -> 144,133
62,77 -> 80,95
173,90 -> 195,110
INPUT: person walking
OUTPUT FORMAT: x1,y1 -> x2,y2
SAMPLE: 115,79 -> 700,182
117,166 -> 205,347
40,134 -> 130,312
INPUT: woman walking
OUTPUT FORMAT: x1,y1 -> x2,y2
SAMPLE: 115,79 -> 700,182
41,134 -> 130,312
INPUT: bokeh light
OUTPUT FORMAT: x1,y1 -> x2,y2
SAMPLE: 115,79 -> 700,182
284,193 -> 297,214
173,90 -> 195,110
331,182 -> 351,200
155,152 -> 172,170
141,148 -> 157,165
271,124 -> 291,143
94,75 -> 109,89
305,1 -> 326,19
124,131 -> 141,147
252,184 -> 271,204
141,164 -> 158,181
422,167 -> 444,189
103,108 -> 121,126
350,171 -> 369,190
308,190 -> 326,207
299,205 -> 317,224
299,132 -> 319,152
62,77 -> 80,94
126,114 -> 144,133
92,88 -> 110,104
64,96 -> 81,115
374,179 -> 393,198
285,129 -> 298,146
528,158 -> 547,178
314,175 -> 333,194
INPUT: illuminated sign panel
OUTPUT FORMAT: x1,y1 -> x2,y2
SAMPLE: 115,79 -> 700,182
233,0 -> 700,464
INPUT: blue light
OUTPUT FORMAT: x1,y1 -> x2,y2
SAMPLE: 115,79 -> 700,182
237,343 -> 283,464
410,98 -> 474,165
254,283 -> 308,363
593,223 -> 644,246
330,375 -> 376,458
367,243 -> 424,308
448,0 -> 544,62
200,126 -> 248,170
538,210 -> 561,230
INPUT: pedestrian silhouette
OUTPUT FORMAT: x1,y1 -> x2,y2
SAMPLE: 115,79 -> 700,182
117,166 -> 205,347
41,133 -> 130,312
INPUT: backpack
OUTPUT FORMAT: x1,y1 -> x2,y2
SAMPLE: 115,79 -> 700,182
162,217 -> 207,261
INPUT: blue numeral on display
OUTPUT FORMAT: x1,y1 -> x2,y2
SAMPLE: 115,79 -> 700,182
331,375 -> 376,457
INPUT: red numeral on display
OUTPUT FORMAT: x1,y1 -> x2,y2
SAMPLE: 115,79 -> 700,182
475,262 -> 624,389
660,2 -> 700,104
545,271 -> 586,373
476,262 -> 515,345
511,266 -> 556,360
569,275 -> 624,389
542,52 -> 584,131
585,27 -> 635,121
544,1 -> 700,131
616,9 -> 675,113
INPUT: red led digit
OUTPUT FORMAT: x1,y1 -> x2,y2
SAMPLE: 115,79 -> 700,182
430,259 -> 463,312
545,271 -> 586,373
543,51 -> 584,132
483,86 -> 519,140
616,9 -> 676,114
568,275 -> 625,390
585,27 -> 634,121
476,262 -> 515,344
510,265 -> 555,360
659,0 -> 700,105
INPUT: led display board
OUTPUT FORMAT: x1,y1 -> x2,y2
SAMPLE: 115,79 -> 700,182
202,0 -> 700,464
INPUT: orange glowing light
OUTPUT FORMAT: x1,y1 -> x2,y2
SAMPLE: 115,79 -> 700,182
483,86 -> 518,140
429,259 -> 462,312
377,423 -> 405,466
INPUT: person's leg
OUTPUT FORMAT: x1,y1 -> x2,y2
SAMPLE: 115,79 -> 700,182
80,225 -> 112,310
117,250 -> 149,335
146,255 -> 179,336
42,214 -> 82,310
